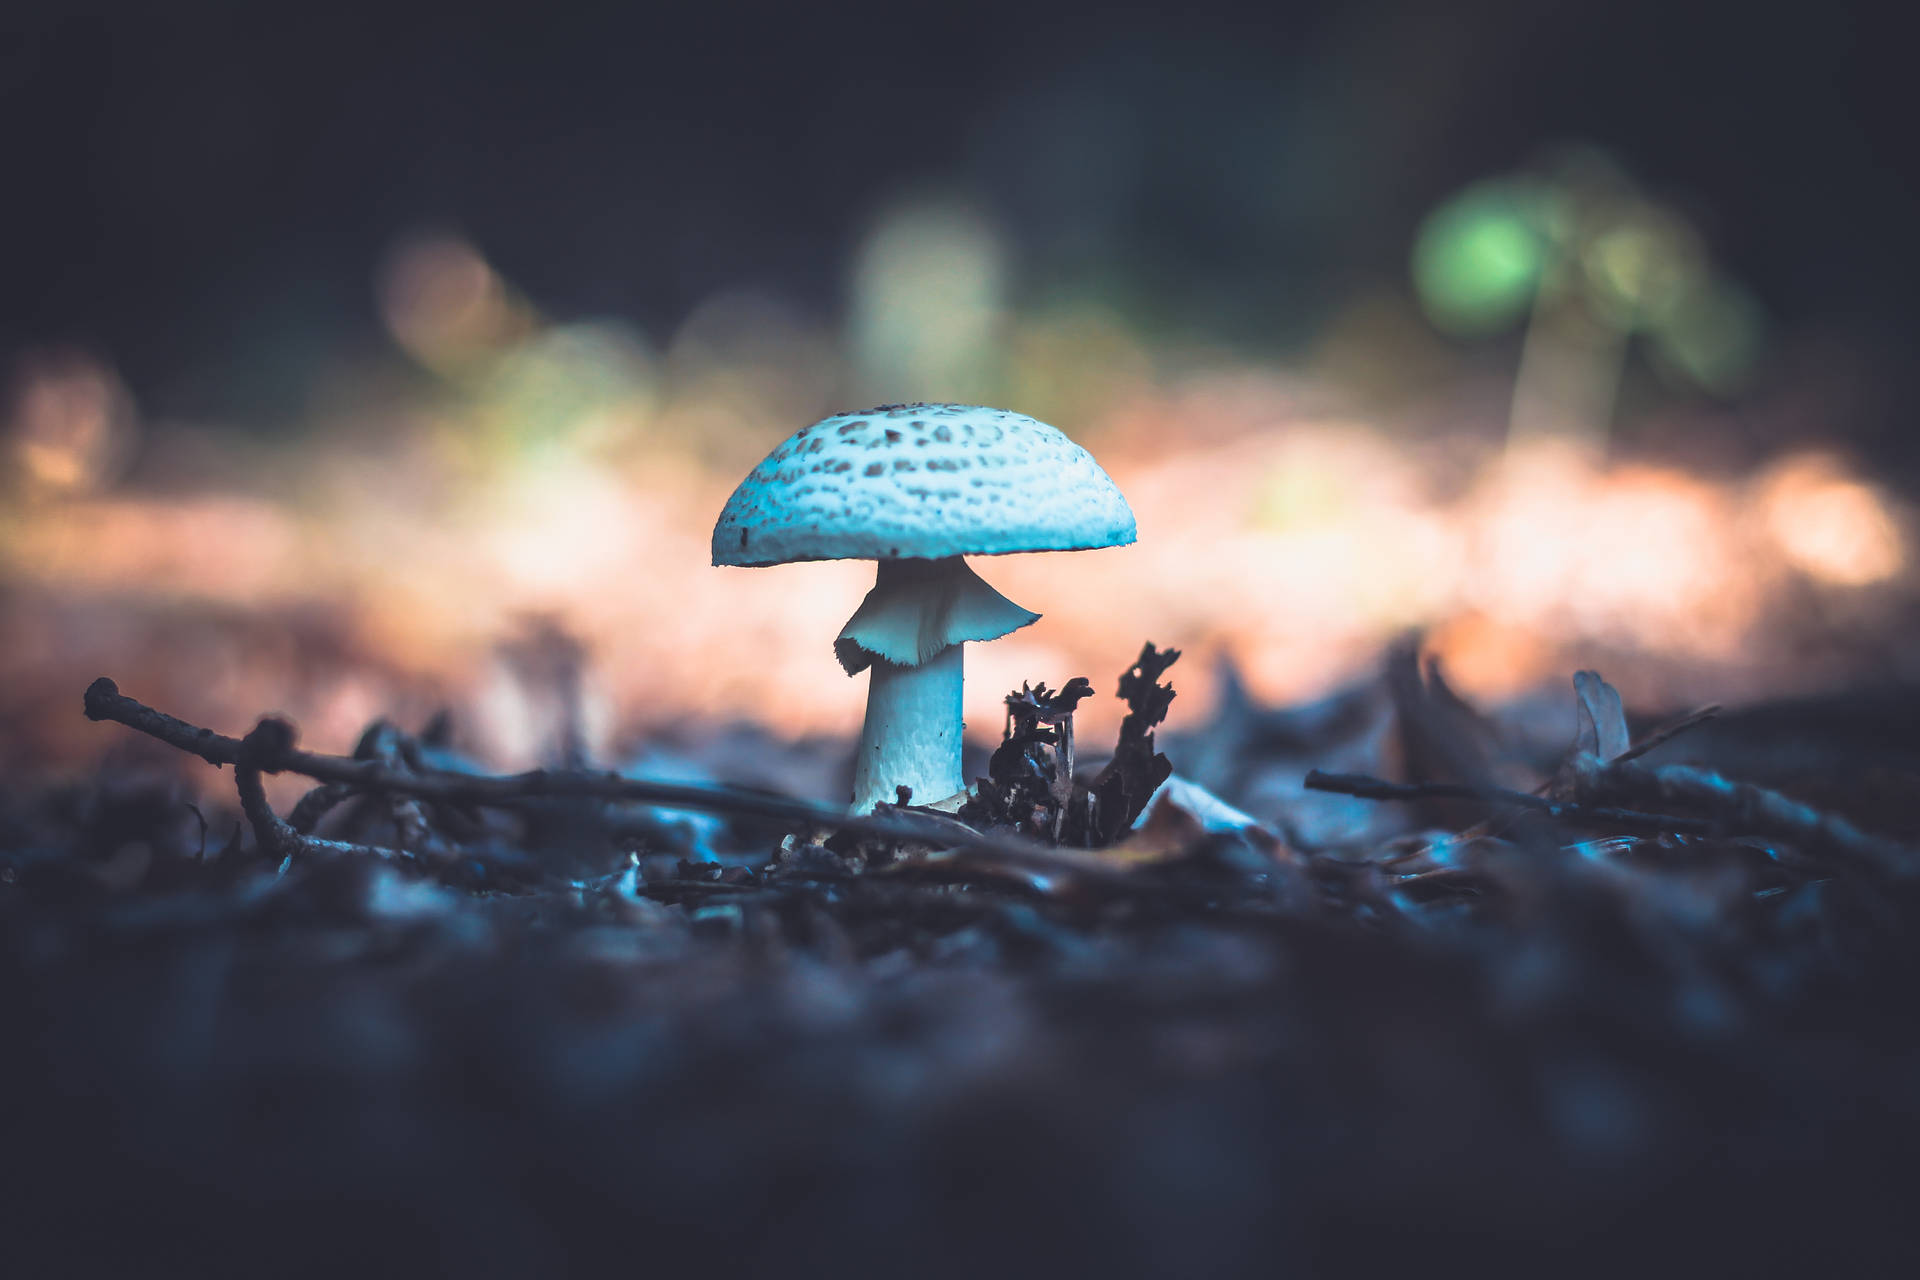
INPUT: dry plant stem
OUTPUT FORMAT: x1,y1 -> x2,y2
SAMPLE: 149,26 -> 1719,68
1303,770 -> 1712,837
83,677 -> 1085,873
1052,716 -> 1074,842
1614,704 -> 1722,765
1520,703 -> 1723,803
288,782 -> 358,834
1571,756 -> 1913,878
360,722 -> 433,851
233,727 -> 398,867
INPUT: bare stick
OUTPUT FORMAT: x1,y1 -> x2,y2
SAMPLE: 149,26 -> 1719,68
287,782 -> 358,835
83,677 -> 1098,873
1569,755 -> 1913,879
1302,769 -> 1712,836
233,721 -> 404,869
357,720 -> 434,852
1615,704 -> 1721,765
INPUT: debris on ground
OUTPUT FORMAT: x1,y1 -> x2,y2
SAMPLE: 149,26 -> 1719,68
4,645 -> 1918,1274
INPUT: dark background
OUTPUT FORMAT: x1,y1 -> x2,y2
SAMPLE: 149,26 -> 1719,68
3,1 -> 1915,441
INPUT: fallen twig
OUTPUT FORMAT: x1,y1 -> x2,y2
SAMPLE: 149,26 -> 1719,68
83,677 -> 1106,876
1302,769 -> 1713,837
357,720 -> 435,852
1569,754 -> 1913,879
233,721 -> 406,872
287,781 -> 359,835
1614,704 -> 1721,764
1553,671 -> 1913,878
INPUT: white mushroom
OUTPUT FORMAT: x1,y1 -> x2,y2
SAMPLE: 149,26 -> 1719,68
711,403 -> 1135,811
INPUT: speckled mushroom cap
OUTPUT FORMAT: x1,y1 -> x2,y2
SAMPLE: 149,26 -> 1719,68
712,403 -> 1137,566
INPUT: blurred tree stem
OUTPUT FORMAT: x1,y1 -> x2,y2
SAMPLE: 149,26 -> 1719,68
1507,264 -> 1627,459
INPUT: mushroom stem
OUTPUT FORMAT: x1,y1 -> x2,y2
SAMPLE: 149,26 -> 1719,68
852,644 -> 964,812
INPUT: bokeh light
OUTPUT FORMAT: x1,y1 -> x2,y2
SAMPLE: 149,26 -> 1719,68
0,136 -> 1909,792
378,233 -> 532,373
849,198 -> 1009,403
1759,454 -> 1906,586
1411,180 -> 1550,336
1581,206 -> 1703,328
1649,277 -> 1767,395
3,349 -> 138,497
1415,153 -> 1767,457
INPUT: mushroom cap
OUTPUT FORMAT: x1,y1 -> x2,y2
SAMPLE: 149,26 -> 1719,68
712,403 -> 1136,566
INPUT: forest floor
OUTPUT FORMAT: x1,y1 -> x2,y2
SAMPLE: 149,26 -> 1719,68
5,642 -> 1920,1276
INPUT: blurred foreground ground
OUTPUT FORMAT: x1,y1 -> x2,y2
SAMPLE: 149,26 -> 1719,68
5,650 -> 1919,1277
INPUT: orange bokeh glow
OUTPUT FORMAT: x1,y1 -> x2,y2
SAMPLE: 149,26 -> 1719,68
6,379 -> 1911,777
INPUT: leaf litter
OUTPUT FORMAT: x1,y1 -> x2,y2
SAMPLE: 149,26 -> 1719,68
3,641 -> 1919,1273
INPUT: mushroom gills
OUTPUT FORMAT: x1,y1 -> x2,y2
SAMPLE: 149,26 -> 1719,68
834,556 -> 1040,676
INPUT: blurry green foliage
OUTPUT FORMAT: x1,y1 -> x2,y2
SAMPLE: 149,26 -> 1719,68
1411,180 -> 1553,336
1412,154 -> 1765,400
1648,278 -> 1766,395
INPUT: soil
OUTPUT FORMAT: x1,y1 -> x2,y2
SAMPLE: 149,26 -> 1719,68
4,658 -> 1919,1278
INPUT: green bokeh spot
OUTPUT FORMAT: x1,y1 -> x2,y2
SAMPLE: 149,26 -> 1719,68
1412,181 -> 1548,336
1650,278 -> 1765,396
481,322 -> 655,446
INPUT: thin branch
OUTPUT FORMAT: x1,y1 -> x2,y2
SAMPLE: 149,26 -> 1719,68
287,781 -> 358,835
232,721 -> 404,870
87,678 -> 245,766
357,720 -> 434,852
1570,754 -> 1913,879
1302,769 -> 1712,836
1615,704 -> 1721,765
83,676 -> 1085,871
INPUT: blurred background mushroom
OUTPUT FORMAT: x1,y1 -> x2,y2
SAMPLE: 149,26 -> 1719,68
2,0 -> 1917,786
1411,146 -> 1766,457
